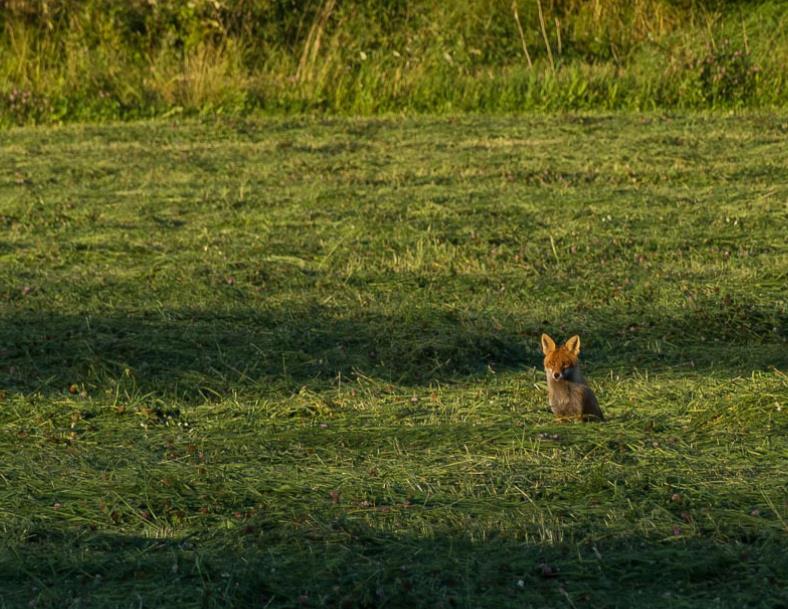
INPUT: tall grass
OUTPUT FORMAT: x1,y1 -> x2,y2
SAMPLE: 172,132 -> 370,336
0,0 -> 786,124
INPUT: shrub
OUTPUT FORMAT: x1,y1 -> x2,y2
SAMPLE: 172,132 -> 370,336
697,39 -> 760,106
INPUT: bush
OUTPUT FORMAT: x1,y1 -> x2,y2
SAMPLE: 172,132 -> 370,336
698,39 -> 760,105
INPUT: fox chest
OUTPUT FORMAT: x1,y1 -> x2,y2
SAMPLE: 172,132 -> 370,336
547,379 -> 585,417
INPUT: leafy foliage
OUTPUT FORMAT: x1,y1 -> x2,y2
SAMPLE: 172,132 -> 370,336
0,0 -> 785,123
698,39 -> 760,105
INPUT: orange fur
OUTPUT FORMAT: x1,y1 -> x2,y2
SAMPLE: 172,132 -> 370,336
540,333 -> 604,421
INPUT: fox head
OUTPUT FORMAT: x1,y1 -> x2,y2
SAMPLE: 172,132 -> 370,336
540,334 -> 581,382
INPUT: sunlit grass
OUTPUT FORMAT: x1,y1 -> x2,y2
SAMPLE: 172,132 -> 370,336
0,1 -> 786,123
0,114 -> 785,608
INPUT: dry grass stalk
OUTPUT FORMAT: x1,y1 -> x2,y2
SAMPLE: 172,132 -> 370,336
511,1 -> 533,68
297,0 -> 338,84
536,0 -> 555,72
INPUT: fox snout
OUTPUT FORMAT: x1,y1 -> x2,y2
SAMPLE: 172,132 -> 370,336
548,367 -> 573,381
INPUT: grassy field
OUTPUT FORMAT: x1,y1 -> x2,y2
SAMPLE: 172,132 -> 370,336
0,114 -> 786,608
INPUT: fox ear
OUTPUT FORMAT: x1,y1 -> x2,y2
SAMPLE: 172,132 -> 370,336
565,335 -> 581,355
540,334 -> 556,354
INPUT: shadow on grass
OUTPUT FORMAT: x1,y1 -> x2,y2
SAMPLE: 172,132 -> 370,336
0,299 -> 784,401
1,521 -> 783,609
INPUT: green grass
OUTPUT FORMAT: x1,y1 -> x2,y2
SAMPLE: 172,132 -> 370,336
0,114 -> 786,608
1,0 -> 786,123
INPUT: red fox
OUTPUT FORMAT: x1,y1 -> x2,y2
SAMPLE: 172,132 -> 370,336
540,334 -> 604,421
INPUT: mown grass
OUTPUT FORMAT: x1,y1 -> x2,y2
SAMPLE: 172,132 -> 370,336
0,114 -> 786,608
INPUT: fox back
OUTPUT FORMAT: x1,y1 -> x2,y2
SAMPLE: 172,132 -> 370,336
540,334 -> 604,421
